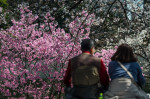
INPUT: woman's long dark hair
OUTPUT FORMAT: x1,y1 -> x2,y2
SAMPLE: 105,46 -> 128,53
111,44 -> 137,63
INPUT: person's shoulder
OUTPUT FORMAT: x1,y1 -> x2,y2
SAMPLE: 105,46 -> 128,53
125,62 -> 139,66
130,62 -> 140,67
109,61 -> 117,64
109,61 -> 116,63
90,55 -> 101,61
70,54 -> 81,61
108,61 -> 118,66
122,62 -> 140,69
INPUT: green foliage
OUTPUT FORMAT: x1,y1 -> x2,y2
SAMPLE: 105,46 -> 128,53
0,0 -> 8,9
0,13 -> 12,29
143,77 -> 150,92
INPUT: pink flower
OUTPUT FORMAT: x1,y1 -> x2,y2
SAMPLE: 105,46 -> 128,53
0,7 -> 95,98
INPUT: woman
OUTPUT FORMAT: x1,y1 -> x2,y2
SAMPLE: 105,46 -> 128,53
104,44 -> 148,99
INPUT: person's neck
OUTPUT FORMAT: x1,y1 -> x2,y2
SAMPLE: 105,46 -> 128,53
82,51 -> 91,54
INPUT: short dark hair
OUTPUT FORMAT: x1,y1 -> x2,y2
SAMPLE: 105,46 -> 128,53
81,39 -> 94,51
111,44 -> 137,63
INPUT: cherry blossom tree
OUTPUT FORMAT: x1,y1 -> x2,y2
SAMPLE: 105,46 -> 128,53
0,7 -> 95,98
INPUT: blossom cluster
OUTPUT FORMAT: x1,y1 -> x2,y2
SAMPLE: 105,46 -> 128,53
0,7 -> 95,98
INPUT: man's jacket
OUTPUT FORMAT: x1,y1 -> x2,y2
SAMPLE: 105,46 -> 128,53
64,51 -> 110,87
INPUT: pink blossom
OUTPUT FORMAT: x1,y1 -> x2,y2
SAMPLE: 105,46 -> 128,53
0,7 -> 95,98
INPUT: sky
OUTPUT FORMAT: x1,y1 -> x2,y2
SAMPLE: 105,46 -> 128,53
127,0 -> 144,20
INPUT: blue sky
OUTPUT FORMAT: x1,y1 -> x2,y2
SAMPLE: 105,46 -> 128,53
127,0 -> 144,20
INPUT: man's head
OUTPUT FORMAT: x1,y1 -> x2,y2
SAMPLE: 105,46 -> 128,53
81,39 -> 95,54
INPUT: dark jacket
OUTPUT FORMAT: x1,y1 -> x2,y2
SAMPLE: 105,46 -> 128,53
64,52 -> 110,99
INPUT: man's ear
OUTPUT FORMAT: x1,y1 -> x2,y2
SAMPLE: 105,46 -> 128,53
90,48 -> 92,53
90,47 -> 95,54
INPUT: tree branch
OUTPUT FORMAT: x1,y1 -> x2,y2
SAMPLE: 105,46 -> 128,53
69,0 -> 83,11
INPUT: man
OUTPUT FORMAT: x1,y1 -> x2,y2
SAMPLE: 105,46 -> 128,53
64,39 -> 109,99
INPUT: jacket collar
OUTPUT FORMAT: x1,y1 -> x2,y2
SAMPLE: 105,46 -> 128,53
82,51 -> 91,54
